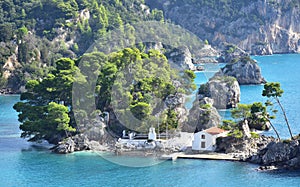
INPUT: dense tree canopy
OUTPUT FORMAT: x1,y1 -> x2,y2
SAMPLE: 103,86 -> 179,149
14,47 -> 196,142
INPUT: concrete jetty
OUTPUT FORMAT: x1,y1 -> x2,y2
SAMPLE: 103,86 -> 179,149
161,152 -> 239,161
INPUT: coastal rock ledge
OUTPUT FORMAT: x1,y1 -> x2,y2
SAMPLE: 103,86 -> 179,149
249,140 -> 300,170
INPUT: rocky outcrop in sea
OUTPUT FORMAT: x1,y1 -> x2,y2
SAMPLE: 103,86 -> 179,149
217,44 -> 249,63
182,97 -> 221,133
215,57 -> 266,85
198,76 -> 240,109
196,44 -> 219,64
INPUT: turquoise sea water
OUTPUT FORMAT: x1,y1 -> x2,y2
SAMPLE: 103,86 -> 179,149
1,54 -> 300,186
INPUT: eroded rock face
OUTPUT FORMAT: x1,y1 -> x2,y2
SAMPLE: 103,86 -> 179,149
217,44 -> 249,63
199,76 -> 240,109
182,97 -> 221,133
166,46 -> 195,70
216,135 -> 275,161
216,119 -> 275,160
52,119 -> 112,154
147,0 -> 300,54
249,140 -> 300,170
196,44 -> 219,63
216,57 -> 266,85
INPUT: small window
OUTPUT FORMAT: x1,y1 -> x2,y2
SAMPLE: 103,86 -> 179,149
201,142 -> 206,148
201,134 -> 205,139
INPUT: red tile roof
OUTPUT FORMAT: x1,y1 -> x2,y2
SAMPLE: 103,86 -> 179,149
205,127 -> 226,135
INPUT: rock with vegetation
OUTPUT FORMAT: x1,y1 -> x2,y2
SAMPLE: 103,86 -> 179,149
14,47 -> 196,151
198,76 -> 240,109
216,133 -> 275,161
217,44 -> 249,63
216,56 -> 266,85
182,97 -> 221,133
217,119 -> 274,160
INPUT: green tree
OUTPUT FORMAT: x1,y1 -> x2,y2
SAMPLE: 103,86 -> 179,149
48,102 -> 75,137
130,102 -> 152,120
250,102 -> 280,140
262,82 -> 293,139
14,58 -> 85,143
160,108 -> 179,133
231,103 -> 251,121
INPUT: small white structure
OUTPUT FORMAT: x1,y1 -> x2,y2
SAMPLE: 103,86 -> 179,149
192,127 -> 228,151
148,127 -> 157,140
129,132 -> 134,140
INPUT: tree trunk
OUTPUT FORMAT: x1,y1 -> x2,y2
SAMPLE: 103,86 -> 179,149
267,119 -> 280,141
276,97 -> 293,139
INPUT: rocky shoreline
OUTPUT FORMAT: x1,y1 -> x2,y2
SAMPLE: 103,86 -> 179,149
0,88 -> 16,95
51,132 -> 300,171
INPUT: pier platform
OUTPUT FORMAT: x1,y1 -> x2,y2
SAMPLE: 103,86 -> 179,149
161,152 -> 239,161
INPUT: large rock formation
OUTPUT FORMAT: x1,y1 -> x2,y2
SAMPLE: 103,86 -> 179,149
198,76 -> 240,109
146,0 -> 300,55
217,44 -> 249,63
196,44 -> 219,64
216,120 -> 275,160
52,118 -> 113,154
182,97 -> 221,133
217,135 -> 275,161
249,140 -> 300,170
216,56 -> 266,85
166,46 -> 196,70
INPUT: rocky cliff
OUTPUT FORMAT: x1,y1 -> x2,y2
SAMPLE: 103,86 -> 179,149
166,46 -> 196,70
198,76 -> 240,109
182,97 -> 221,133
146,0 -> 300,55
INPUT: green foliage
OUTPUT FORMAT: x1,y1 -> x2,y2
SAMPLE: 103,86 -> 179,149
151,9 -> 164,22
262,82 -> 284,98
262,82 -> 292,139
204,39 -> 209,45
231,103 -> 251,120
13,57 -> 85,143
228,129 -> 243,139
198,83 -> 209,95
184,70 -> 196,80
250,132 -> 259,139
130,102 -> 152,120
221,119 -> 237,130
200,103 -> 211,109
48,102 -> 75,135
160,109 -> 179,132
282,139 -> 292,144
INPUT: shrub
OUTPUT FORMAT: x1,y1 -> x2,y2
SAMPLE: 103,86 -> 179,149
250,132 -> 259,139
228,129 -> 243,139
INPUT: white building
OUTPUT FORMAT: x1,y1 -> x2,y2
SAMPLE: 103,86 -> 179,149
148,127 -> 157,140
192,127 -> 228,151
